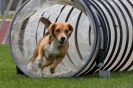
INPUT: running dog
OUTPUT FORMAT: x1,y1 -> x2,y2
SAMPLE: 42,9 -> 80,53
27,16 -> 74,76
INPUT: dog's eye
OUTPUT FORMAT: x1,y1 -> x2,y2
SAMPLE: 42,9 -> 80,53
65,30 -> 69,33
56,29 -> 60,33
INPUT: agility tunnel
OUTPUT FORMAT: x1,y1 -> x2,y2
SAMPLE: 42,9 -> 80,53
8,0 -> 133,77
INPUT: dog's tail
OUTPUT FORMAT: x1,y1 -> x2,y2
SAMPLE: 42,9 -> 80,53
39,16 -> 51,29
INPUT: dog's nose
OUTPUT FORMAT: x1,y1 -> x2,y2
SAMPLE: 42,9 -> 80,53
61,37 -> 65,41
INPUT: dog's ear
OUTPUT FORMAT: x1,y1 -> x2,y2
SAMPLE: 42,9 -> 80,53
39,16 -> 51,29
68,23 -> 74,37
48,23 -> 55,37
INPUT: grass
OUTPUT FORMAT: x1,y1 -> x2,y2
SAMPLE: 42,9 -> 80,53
0,15 -> 13,19
0,44 -> 133,88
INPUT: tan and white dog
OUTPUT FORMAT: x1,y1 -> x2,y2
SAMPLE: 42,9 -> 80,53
27,16 -> 74,76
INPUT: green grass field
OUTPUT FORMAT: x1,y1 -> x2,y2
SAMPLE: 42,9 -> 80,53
0,15 -> 13,19
0,44 -> 133,88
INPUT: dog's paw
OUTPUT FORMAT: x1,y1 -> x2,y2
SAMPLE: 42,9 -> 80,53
50,69 -> 55,74
36,61 -> 43,68
37,68 -> 43,77
27,62 -> 33,71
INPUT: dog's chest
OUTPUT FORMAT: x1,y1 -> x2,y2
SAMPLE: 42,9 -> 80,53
44,42 -> 60,59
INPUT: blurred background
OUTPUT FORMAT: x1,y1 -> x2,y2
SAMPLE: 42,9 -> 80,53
0,0 -> 26,15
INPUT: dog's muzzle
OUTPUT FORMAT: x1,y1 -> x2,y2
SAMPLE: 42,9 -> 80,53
59,36 -> 67,45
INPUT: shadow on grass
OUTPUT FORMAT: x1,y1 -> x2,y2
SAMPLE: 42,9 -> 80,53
8,70 -> 133,79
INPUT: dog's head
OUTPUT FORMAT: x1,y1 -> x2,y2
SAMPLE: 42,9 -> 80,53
48,22 -> 74,46
39,17 -> 74,46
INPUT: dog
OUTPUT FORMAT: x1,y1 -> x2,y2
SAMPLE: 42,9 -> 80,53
27,16 -> 74,76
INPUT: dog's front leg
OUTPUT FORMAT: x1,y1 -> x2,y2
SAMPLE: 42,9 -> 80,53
27,38 -> 43,71
36,47 -> 44,76
37,47 -> 44,67
50,57 -> 64,74
41,60 -> 54,70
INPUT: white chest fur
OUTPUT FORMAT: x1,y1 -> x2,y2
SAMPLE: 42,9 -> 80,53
44,38 -> 60,58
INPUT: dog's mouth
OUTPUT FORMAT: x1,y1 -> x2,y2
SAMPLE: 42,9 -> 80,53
58,36 -> 67,46
59,41 -> 65,46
